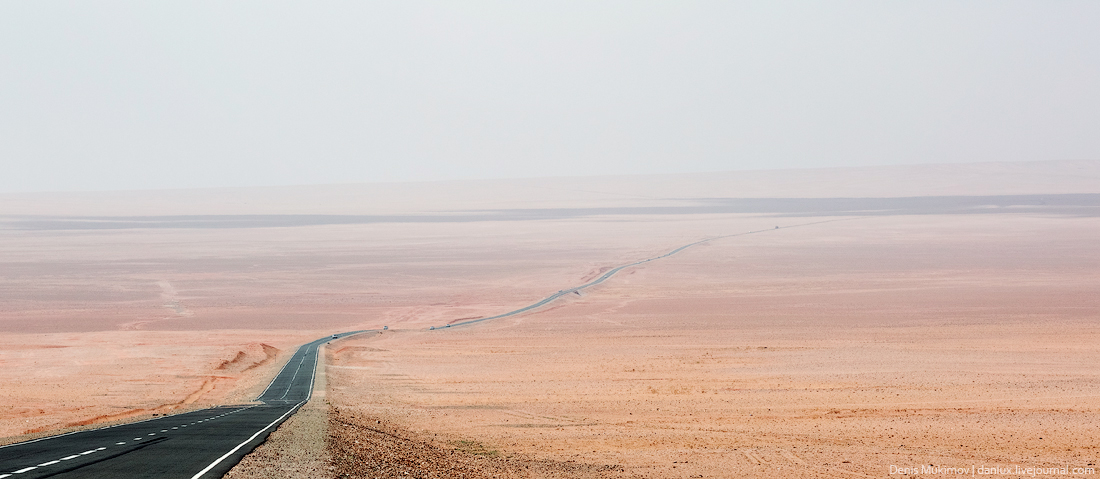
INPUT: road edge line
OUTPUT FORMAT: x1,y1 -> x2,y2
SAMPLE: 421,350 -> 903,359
256,344 -> 308,399
188,401 -> 306,479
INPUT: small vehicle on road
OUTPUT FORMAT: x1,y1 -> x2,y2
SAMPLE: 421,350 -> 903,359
332,334 -> 338,339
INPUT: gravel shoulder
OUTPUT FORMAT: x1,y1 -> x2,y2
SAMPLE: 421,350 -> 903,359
223,345 -> 334,479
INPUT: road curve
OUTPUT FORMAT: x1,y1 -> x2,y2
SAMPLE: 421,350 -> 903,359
0,331 -> 368,479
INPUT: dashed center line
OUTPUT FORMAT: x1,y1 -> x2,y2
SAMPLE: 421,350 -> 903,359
0,391 -> 256,479
4,445 -> 111,476
6,381 -> 280,477
3,412 -> 251,477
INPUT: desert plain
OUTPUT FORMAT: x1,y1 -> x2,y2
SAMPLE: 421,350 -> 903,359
2,161 -> 1099,478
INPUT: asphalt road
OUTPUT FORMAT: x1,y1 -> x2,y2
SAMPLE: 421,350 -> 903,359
0,331 -> 367,479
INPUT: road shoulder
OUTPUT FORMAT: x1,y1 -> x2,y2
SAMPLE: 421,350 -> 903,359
222,344 -> 333,479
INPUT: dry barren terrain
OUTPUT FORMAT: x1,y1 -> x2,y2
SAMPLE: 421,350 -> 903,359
325,213 -> 1100,478
2,161 -> 1098,477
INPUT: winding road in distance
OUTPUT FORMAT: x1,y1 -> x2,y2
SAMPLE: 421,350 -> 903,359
431,220 -> 840,330
0,221 -> 823,478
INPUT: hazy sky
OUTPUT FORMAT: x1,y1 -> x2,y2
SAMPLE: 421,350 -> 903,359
2,1 -> 1098,192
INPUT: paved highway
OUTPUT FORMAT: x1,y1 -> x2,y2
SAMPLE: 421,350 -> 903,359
0,331 -> 368,479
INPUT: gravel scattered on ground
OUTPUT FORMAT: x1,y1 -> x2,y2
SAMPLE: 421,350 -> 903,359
223,346 -> 333,479
330,407 -> 624,479
223,400 -> 333,479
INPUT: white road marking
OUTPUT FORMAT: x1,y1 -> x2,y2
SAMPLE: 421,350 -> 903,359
37,460 -> 60,466
305,345 -> 318,399
257,344 -> 305,398
116,442 -> 126,445
60,455 -> 80,460
0,473 -> 11,478
161,429 -> 167,432
188,402 -> 305,479
277,354 -> 309,400
13,466 -> 37,473
134,438 -> 142,441
148,433 -> 155,435
79,449 -> 97,455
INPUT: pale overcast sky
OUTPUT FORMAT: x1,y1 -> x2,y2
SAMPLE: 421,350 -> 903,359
2,1 -> 1098,192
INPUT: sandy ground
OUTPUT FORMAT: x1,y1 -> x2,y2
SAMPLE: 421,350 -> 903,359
326,213 -> 1100,478
1,161 -> 1098,477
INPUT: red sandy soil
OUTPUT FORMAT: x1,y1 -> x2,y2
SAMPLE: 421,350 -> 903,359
1,161 -> 1098,477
